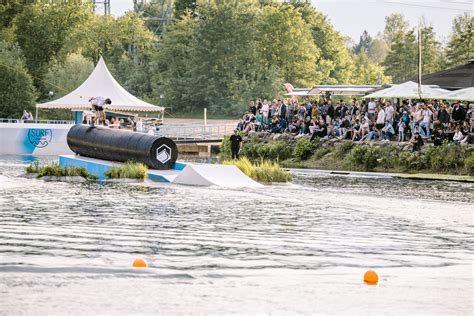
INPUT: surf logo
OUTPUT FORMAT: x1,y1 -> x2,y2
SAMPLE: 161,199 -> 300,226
28,128 -> 52,148
156,144 -> 172,164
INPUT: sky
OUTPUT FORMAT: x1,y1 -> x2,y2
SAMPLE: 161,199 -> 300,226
108,0 -> 473,43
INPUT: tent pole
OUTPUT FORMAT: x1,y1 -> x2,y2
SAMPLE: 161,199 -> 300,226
418,26 -> 422,99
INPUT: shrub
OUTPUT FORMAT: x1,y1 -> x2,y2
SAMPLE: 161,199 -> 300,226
35,162 -> 97,180
293,138 -> 315,160
223,157 -> 292,183
334,141 -> 354,158
219,136 -> 232,161
25,161 -> 40,173
378,146 -> 399,169
241,140 -> 292,161
313,147 -> 330,160
345,145 -> 379,171
464,155 -> 474,175
104,161 -> 148,179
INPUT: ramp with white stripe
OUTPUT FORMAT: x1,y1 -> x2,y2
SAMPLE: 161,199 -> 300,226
172,164 -> 263,188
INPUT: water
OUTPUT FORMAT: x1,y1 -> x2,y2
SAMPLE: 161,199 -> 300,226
0,156 -> 472,315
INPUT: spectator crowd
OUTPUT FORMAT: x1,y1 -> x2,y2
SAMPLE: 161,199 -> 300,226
237,97 -> 474,150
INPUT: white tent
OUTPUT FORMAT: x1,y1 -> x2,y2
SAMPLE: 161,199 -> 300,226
37,56 -> 163,113
363,81 -> 448,99
437,87 -> 474,102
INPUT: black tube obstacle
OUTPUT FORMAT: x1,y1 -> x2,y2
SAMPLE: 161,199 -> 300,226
67,125 -> 178,170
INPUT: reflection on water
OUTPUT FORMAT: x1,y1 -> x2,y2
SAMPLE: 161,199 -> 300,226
0,156 -> 472,315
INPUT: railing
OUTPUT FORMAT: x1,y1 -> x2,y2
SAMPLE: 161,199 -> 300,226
0,118 -> 74,124
154,124 -> 235,141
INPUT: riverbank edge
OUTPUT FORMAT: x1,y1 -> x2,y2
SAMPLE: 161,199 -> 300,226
286,168 -> 474,183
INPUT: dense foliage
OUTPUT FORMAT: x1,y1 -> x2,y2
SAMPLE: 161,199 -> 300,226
26,161 -> 98,180
0,1 -> 471,118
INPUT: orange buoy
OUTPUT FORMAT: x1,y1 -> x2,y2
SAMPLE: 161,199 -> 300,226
132,259 -> 148,268
364,270 -> 378,284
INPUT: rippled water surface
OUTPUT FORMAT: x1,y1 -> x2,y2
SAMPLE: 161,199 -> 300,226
0,156 -> 473,315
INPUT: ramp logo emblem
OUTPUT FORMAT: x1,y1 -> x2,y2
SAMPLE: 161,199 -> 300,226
156,144 -> 172,164
28,128 -> 52,148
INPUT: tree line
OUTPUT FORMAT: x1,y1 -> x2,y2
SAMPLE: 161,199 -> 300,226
0,0 -> 472,118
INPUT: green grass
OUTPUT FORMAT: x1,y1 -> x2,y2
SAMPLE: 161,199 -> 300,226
26,162 -> 98,180
223,157 -> 292,183
104,161 -> 148,179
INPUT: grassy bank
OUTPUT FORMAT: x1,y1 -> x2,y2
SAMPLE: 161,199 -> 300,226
220,134 -> 474,177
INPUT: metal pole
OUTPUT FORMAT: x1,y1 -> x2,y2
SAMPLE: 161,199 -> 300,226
35,106 -> 38,122
204,108 -> 207,126
418,26 -> 422,99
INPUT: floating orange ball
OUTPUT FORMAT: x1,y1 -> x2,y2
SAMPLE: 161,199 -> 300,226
132,259 -> 148,268
364,270 -> 378,284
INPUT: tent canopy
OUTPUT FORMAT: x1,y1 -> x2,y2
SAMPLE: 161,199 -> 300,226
363,81 -> 448,99
436,87 -> 474,102
308,85 -> 381,96
37,57 -> 163,113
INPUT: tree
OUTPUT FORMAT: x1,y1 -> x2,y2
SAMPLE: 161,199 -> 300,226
0,41 -> 37,118
174,0 -> 197,19
13,2 -> 92,81
420,25 -> 445,74
43,53 -> 94,99
367,36 -> 389,64
383,30 -> 417,82
258,4 -> 320,87
351,52 -> 390,85
353,30 -> 372,54
299,4 -> 354,84
446,13 -> 474,67
383,13 -> 410,44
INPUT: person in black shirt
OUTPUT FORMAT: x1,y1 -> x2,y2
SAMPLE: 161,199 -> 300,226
410,132 -> 424,152
229,129 -> 243,159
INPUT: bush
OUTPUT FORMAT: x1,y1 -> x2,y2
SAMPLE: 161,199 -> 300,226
34,162 -> 97,180
223,157 -> 292,183
219,136 -> 232,161
334,141 -> 354,158
241,140 -> 292,161
104,161 -> 148,179
345,145 -> 379,171
313,147 -> 330,160
378,146 -> 399,170
293,138 -> 315,160
464,155 -> 474,175
25,161 -> 40,173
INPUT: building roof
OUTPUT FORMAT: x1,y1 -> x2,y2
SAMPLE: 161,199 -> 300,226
408,60 -> 474,90
37,57 -> 163,112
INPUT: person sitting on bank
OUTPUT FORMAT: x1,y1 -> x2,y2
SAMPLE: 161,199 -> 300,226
410,131 -> 424,152
230,129 -> 243,160
89,96 -> 111,126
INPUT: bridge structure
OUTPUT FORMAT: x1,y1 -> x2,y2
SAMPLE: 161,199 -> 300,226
155,123 -> 235,143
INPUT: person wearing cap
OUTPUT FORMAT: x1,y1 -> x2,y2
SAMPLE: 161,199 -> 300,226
229,129 -> 242,160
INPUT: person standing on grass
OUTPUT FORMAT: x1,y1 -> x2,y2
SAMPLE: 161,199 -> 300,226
230,129 -> 243,160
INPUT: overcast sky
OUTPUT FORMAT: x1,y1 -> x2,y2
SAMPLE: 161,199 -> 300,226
109,0 -> 473,43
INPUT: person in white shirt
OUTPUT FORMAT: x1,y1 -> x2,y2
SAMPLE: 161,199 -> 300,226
89,96 -> 111,126
385,101 -> 394,124
419,104 -> 432,138
367,99 -> 376,120
452,126 -> 465,143
262,101 -> 269,125
376,104 -> 385,130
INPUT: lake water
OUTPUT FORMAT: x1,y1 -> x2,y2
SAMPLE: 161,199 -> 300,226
0,156 -> 472,315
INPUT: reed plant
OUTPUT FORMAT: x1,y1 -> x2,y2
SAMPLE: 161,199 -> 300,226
30,162 -> 98,180
223,157 -> 292,183
104,161 -> 148,179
